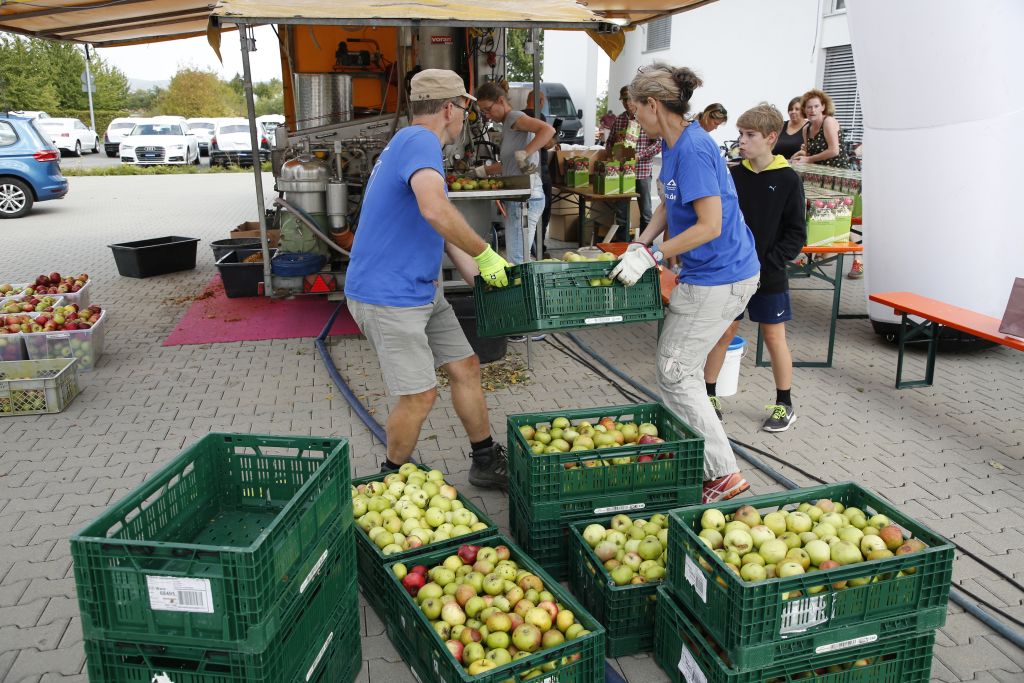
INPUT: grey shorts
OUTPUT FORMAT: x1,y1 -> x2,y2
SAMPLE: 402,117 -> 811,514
347,293 -> 475,396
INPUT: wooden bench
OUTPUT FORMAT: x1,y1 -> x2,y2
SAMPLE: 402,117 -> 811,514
869,291 -> 1024,388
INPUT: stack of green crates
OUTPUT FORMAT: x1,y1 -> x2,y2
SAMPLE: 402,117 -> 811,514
567,511 -> 670,657
71,433 -> 361,683
352,464 -> 498,621
507,402 -> 704,580
655,482 -> 954,682
382,531 -> 607,683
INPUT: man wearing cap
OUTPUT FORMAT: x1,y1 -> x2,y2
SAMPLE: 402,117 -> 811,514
344,69 -> 511,489
607,85 -> 660,236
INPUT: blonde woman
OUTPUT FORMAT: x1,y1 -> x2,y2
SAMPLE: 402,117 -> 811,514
610,63 -> 759,503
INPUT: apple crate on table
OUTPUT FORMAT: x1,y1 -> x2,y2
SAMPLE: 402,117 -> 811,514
0,358 -> 80,416
654,584 -> 937,683
71,433 -> 354,653
473,260 -> 663,338
85,553 -> 361,683
352,464 -> 498,622
383,532 -> 606,683
568,511 -> 672,657
666,482 -> 953,670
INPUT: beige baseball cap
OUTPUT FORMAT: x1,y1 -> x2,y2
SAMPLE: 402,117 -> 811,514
410,69 -> 476,102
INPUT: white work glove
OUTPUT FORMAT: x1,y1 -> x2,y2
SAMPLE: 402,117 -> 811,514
474,165 -> 489,179
514,150 -> 538,175
610,242 -> 659,286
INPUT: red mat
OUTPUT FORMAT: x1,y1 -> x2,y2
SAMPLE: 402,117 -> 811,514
162,276 -> 361,346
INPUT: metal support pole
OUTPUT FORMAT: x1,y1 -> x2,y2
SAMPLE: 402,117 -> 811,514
531,27 -> 543,262
238,25 -> 274,297
82,46 -> 96,133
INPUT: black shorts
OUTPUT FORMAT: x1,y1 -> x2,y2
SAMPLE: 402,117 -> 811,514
735,290 -> 792,324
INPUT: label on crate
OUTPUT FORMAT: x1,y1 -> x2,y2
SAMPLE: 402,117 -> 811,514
594,502 -> 646,514
305,631 -> 334,681
683,556 -> 707,603
584,315 -> 624,325
815,634 -> 877,654
300,548 -> 330,594
779,594 -> 834,635
677,645 -> 707,683
146,576 -> 214,613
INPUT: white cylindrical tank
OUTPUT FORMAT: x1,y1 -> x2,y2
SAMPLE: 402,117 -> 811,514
846,0 -> 1024,328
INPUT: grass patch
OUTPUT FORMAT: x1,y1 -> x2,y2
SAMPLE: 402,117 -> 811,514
63,161 -> 272,177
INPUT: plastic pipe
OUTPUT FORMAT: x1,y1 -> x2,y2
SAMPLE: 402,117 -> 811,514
315,302 -> 387,444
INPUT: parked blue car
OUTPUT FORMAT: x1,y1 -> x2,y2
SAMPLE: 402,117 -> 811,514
0,113 -> 68,218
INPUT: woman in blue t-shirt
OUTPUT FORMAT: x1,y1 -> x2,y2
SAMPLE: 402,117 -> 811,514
610,63 -> 761,504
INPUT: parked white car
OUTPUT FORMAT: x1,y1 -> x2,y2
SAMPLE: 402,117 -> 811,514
256,114 -> 285,138
186,118 -> 217,156
35,117 -> 98,156
210,118 -> 269,167
119,119 -> 199,165
103,117 -> 142,157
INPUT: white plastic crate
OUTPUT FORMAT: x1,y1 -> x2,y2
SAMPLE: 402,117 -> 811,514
0,358 -> 80,416
22,309 -> 106,370
5,279 -> 91,309
0,335 -> 25,362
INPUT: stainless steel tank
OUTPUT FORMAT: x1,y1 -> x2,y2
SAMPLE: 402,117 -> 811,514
417,28 -> 458,71
277,154 -> 329,214
326,180 -> 349,230
294,74 -> 353,130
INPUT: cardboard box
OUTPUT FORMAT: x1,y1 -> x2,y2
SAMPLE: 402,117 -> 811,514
546,213 -> 580,242
593,161 -> 620,195
554,148 -> 606,183
550,196 -> 577,216
232,221 -> 281,248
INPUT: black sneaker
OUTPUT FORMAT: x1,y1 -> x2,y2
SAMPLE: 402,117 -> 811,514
762,404 -> 796,432
468,443 -> 508,490
709,395 -> 723,421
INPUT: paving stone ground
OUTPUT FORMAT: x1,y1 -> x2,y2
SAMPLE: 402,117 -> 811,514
0,173 -> 1021,681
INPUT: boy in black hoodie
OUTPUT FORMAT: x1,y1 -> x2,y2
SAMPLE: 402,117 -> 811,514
705,103 -> 806,432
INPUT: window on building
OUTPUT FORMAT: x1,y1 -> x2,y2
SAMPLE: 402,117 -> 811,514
645,17 -> 671,53
822,44 -> 863,146
829,0 -> 847,13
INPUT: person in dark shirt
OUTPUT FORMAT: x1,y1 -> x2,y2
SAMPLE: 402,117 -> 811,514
704,103 -> 806,432
775,96 -> 807,160
525,89 -> 558,250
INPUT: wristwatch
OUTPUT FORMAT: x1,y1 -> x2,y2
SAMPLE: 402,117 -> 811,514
651,249 -> 665,264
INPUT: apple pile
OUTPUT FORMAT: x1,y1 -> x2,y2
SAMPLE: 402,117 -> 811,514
1,295 -> 62,314
581,513 -> 668,586
518,416 -> 670,464
11,304 -> 102,334
447,175 -> 506,192
392,543 -> 591,676
0,388 -> 46,414
0,334 -> 22,361
695,498 -> 928,591
354,464 -> 489,556
2,273 -> 90,296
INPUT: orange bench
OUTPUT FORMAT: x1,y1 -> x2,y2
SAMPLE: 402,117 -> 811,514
869,291 -> 1024,388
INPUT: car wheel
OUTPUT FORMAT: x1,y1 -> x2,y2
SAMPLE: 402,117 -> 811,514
74,141 -> 82,157
0,178 -> 33,219
192,149 -> 200,165
92,139 -> 99,154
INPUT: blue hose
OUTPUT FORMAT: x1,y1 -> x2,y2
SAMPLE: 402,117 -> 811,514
315,301 -> 387,445
565,332 -> 1024,651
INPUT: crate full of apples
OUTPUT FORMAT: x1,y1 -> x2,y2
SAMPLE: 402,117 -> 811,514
1,272 -> 93,308
385,536 -> 605,683
22,305 -> 106,371
1,358 -> 80,416
666,482 -> 953,669
507,403 -> 704,514
654,583 -> 937,683
352,464 -> 497,621
568,511 -> 672,657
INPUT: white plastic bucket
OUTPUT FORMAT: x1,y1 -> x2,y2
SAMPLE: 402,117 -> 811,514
717,336 -> 746,397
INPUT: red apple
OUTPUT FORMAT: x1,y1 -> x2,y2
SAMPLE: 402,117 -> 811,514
402,572 -> 426,596
458,544 -> 480,565
637,435 -> 664,445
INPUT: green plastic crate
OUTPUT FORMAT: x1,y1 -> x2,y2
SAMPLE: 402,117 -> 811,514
508,487 -> 571,580
352,465 -> 497,621
568,513 -> 667,657
0,358 -> 80,416
72,433 -> 352,652
507,402 -> 704,512
84,552 -> 361,683
473,260 -> 663,337
654,585 -> 936,682
666,482 -> 953,669
383,531 -> 605,683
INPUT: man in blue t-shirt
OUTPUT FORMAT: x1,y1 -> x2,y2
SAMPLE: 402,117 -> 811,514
344,69 -> 512,489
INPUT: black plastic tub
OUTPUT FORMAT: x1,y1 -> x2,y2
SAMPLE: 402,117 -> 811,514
211,238 -> 261,262
448,293 -> 508,364
108,236 -> 201,278
216,249 -> 275,298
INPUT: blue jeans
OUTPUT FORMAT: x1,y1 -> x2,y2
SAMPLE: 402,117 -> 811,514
505,189 -> 546,265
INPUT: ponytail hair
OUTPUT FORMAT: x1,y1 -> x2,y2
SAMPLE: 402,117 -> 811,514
628,62 -> 703,117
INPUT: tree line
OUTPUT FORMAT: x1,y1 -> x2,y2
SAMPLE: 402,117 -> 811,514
1,34 -> 283,121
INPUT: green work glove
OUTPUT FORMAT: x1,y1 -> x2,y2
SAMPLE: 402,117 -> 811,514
474,245 -> 511,288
